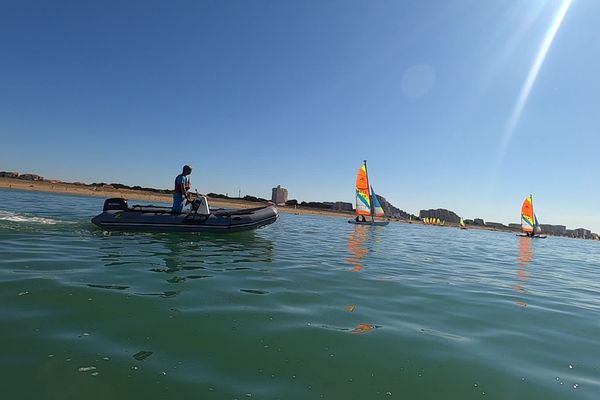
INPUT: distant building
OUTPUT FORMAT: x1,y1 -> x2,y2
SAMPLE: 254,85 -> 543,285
0,171 -> 19,178
464,219 -> 474,225
331,201 -> 353,212
19,174 -> 43,181
574,228 -> 591,239
271,185 -> 288,205
485,222 -> 507,229
473,218 -> 485,226
540,224 -> 566,235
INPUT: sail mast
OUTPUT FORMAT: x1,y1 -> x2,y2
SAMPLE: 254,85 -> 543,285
363,160 -> 375,222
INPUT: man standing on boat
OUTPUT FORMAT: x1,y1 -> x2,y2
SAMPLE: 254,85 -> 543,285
172,165 -> 192,214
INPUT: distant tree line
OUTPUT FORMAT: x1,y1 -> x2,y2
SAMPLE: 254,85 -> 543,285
206,193 -> 268,203
283,199 -> 333,210
299,201 -> 331,209
206,196 -> 332,209
90,182 -> 172,194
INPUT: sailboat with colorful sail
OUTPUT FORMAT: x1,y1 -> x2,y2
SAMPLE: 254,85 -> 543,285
517,195 -> 546,238
459,217 -> 466,229
349,160 -> 389,226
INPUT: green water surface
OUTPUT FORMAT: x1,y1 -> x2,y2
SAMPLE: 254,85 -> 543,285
1,189 -> 599,399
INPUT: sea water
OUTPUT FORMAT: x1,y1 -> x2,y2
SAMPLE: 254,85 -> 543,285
1,188 -> 599,399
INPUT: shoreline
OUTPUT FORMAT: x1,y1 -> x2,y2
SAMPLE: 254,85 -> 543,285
0,178 -> 503,228
4,177 -> 587,238
0,177 -> 357,219
0,177 -> 499,231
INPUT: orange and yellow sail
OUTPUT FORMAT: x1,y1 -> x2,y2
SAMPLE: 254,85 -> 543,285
355,163 -> 371,216
521,195 -> 542,234
355,161 -> 385,218
521,195 -> 535,233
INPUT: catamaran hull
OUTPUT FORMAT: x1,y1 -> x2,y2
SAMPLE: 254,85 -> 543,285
91,198 -> 278,233
516,234 -> 547,238
348,220 -> 389,226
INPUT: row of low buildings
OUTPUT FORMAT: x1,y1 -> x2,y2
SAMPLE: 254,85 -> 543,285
416,213 -> 598,240
511,222 -> 595,239
0,171 -> 44,181
327,201 -> 354,211
271,186 -> 598,240
471,219 -> 597,239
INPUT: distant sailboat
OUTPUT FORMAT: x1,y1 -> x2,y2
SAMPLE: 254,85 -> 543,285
459,217 -> 466,229
349,161 -> 389,226
517,195 -> 546,238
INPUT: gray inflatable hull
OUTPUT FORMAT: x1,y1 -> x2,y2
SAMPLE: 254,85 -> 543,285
91,199 -> 278,233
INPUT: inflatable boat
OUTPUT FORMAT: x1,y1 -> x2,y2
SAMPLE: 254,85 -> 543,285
91,197 -> 278,233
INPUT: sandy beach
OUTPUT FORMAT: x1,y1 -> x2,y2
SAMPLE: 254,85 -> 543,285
0,177 -> 518,232
0,177 -> 357,219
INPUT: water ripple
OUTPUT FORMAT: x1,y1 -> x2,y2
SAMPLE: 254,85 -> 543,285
1,189 -> 600,399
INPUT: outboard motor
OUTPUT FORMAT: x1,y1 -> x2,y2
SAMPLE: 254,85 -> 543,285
103,198 -> 128,211
191,196 -> 210,215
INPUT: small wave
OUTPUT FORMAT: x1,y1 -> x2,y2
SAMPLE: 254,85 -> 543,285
0,210 -> 61,225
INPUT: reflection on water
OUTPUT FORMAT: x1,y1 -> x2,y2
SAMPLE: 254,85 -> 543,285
518,237 -> 533,266
346,225 -> 369,272
99,232 -> 274,268
351,323 -> 378,334
345,225 -> 378,334
87,283 -> 129,290
514,237 -> 533,307
93,231 -> 275,298
132,350 -> 153,361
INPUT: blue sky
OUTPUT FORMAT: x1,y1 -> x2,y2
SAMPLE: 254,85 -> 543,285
1,0 -> 598,232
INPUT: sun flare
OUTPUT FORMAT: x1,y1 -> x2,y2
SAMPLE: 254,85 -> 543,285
494,0 -> 573,172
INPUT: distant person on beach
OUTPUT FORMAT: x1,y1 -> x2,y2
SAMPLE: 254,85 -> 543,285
172,165 -> 192,214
